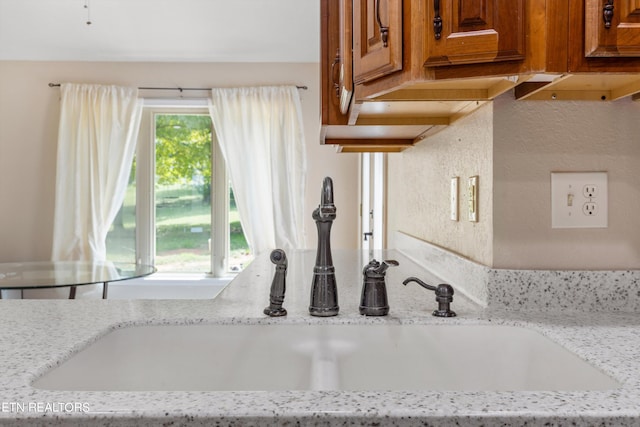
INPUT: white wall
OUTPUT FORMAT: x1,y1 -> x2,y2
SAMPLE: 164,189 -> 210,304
0,61 -> 360,262
388,92 -> 640,270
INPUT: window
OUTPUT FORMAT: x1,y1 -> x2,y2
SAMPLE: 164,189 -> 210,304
106,105 -> 252,276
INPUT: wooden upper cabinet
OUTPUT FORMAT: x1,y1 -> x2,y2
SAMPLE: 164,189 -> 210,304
338,0 -> 354,114
567,0 -> 640,71
321,0 -> 640,150
585,0 -> 640,57
353,0 -> 403,84
321,0 -> 348,126
423,0 -> 526,67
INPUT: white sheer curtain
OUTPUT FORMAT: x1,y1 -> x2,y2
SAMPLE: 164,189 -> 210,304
208,86 -> 307,255
51,83 -> 143,261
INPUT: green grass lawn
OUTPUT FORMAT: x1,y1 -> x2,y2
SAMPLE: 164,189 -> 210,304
106,184 -> 251,273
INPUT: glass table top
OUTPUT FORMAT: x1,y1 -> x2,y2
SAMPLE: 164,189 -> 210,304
0,261 -> 156,290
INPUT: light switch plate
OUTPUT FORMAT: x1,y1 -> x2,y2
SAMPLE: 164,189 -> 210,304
450,177 -> 459,221
468,176 -> 478,222
551,172 -> 608,228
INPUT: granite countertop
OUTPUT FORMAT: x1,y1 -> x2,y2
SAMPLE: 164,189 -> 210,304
1,250 -> 640,426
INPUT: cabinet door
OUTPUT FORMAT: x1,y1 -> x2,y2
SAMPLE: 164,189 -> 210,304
585,0 -> 640,57
353,0 -> 403,84
321,0 -> 348,126
423,0 -> 526,67
338,0 -> 354,114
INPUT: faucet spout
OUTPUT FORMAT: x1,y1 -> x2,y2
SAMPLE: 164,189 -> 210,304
321,176 -> 334,204
309,177 -> 339,317
314,177 -> 336,221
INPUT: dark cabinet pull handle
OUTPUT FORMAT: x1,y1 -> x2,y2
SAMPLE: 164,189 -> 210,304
603,0 -> 614,29
331,49 -> 340,98
434,0 -> 442,40
375,0 -> 389,47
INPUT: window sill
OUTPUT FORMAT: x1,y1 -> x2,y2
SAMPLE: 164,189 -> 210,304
106,273 -> 233,299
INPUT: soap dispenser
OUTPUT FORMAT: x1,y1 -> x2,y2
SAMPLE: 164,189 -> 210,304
359,259 -> 399,316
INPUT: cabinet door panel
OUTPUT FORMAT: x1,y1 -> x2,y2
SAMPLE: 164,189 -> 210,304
339,0 -> 354,114
321,0 -> 348,126
424,0 -> 526,67
353,0 -> 403,84
585,0 -> 640,57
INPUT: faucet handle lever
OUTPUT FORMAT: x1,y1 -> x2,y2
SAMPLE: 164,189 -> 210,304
360,259 -> 398,316
364,259 -> 399,276
402,277 -> 456,318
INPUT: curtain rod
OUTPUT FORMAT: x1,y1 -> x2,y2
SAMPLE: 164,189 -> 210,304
48,83 -> 308,91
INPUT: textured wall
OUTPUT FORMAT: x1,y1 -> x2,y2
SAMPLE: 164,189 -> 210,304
388,92 -> 640,270
387,103 -> 494,266
0,61 -> 360,262
493,94 -> 640,270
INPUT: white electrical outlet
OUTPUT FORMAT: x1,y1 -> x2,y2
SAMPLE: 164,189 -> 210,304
583,202 -> 597,216
583,185 -> 597,198
450,177 -> 459,221
551,172 -> 608,228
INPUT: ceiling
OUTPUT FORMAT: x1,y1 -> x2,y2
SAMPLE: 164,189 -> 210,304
0,0 -> 319,62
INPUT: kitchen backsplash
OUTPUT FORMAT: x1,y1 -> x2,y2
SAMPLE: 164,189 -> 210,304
394,231 -> 640,312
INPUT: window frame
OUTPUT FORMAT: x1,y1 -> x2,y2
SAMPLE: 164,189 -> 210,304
135,104 -> 231,277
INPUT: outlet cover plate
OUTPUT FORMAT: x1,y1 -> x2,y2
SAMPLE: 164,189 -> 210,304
551,172 -> 608,228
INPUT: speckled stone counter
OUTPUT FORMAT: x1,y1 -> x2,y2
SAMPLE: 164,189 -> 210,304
1,249 -> 640,426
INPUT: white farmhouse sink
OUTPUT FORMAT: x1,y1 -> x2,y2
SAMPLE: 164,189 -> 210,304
33,324 -> 620,392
